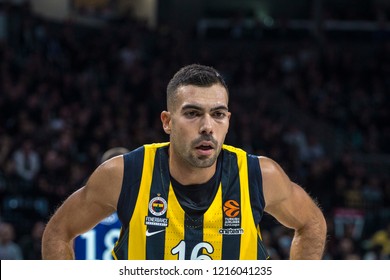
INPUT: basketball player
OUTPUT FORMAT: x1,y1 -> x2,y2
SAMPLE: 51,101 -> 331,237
42,64 -> 326,260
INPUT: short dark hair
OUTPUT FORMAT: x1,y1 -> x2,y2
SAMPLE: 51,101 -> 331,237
166,64 -> 229,110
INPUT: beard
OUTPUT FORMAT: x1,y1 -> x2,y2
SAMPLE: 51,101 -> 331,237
172,134 -> 221,169
188,150 -> 219,168
189,134 -> 219,168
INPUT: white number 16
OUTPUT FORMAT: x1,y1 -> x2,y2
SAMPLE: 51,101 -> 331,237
171,240 -> 213,260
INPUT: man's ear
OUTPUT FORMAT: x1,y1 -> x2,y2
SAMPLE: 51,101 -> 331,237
161,111 -> 171,134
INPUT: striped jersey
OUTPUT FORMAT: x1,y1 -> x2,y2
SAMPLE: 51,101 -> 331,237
112,142 -> 269,260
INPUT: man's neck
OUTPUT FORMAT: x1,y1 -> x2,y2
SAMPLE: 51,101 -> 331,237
169,156 -> 216,186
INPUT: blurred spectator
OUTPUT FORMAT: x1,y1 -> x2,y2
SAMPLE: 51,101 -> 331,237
36,149 -> 70,210
334,237 -> 359,260
362,176 -> 384,211
277,230 -> 293,259
260,229 -> 281,260
365,222 -> 390,259
300,134 -> 325,164
19,220 -> 45,260
0,135 -> 13,195
0,222 -> 23,260
11,139 -> 40,191
101,147 -> 130,163
0,134 -> 12,170
282,124 -> 308,162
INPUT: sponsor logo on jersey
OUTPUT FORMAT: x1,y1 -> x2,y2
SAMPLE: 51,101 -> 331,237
149,196 -> 168,216
223,199 -> 240,218
145,216 -> 169,227
222,199 -> 241,232
219,228 -> 244,235
145,229 -> 166,237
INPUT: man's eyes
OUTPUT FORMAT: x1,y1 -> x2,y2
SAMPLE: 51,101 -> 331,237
183,111 -> 226,119
212,111 -> 226,119
184,111 -> 200,118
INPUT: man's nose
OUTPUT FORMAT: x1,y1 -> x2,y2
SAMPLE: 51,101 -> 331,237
199,114 -> 213,134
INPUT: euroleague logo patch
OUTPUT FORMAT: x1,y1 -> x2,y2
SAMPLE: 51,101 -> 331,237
223,200 -> 240,218
149,196 -> 167,216
220,199 -> 243,235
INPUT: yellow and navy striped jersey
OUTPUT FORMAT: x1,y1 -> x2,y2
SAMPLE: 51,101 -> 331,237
112,142 -> 269,260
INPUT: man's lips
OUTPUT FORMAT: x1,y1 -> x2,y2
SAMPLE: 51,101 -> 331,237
194,141 -> 215,156
195,141 -> 215,150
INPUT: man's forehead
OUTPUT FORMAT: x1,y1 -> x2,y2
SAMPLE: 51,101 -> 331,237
175,84 -> 229,105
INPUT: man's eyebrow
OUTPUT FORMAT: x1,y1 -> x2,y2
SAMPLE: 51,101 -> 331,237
210,105 -> 229,111
181,104 -> 203,111
181,104 -> 229,111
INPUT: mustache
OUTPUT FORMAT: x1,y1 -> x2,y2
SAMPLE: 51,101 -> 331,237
191,135 -> 218,147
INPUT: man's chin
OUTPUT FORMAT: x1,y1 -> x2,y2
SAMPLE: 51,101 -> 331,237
192,155 -> 217,168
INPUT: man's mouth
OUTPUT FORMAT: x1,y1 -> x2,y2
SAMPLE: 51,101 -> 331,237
195,141 -> 215,151
195,144 -> 214,157
196,144 -> 213,151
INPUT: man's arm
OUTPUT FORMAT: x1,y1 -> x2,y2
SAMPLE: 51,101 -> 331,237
41,156 -> 124,259
260,157 -> 327,259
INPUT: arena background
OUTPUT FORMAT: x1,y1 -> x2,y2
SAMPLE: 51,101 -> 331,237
0,0 -> 389,260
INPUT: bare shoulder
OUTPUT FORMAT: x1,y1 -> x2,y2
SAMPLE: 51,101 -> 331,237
258,156 -> 293,207
258,156 -> 285,179
258,156 -> 325,228
84,155 -> 124,210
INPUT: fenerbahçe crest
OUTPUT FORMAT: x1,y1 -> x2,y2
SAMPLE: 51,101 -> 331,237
145,195 -> 169,227
219,199 -> 244,235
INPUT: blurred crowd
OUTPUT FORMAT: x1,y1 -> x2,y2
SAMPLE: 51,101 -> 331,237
0,3 -> 390,260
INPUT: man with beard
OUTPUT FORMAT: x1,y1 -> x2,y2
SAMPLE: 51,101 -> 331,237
42,64 -> 326,260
